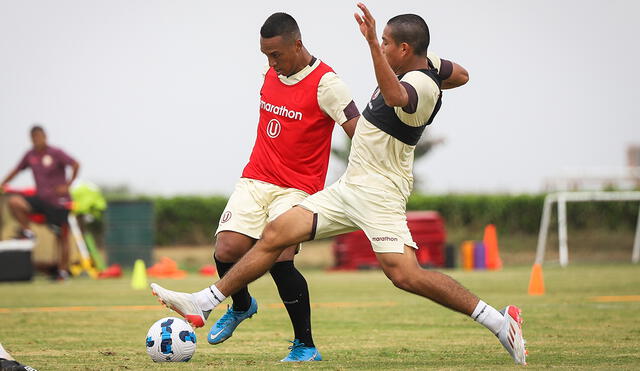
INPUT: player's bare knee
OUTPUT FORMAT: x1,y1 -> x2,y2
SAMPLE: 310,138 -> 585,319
259,223 -> 287,253
395,276 -> 415,292
214,237 -> 245,262
259,223 -> 279,246
7,195 -> 26,210
384,267 -> 414,291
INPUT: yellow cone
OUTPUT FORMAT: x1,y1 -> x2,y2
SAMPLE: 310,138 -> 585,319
131,259 -> 148,290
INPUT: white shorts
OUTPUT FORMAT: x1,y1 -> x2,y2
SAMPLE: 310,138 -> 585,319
299,179 -> 417,253
215,178 -> 309,240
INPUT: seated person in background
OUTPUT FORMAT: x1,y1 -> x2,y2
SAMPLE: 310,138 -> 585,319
1,125 -> 80,280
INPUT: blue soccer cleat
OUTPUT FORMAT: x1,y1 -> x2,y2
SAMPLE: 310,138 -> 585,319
207,297 -> 258,344
280,339 -> 322,362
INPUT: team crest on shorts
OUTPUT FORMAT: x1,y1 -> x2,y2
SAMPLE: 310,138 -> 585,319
221,211 -> 232,223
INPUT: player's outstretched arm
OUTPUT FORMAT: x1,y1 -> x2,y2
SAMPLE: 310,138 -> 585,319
354,2 -> 409,108
441,61 -> 469,90
1,167 -> 21,188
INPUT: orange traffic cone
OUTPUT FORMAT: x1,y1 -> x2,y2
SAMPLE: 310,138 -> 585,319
147,257 -> 187,279
483,224 -> 503,270
528,263 -> 545,295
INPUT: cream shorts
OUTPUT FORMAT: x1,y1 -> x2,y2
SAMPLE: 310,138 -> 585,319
299,179 -> 417,253
215,178 -> 309,239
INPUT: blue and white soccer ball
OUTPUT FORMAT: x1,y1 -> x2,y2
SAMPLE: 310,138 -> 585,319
145,317 -> 197,362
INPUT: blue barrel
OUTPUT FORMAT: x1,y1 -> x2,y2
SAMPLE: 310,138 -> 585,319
104,201 -> 154,267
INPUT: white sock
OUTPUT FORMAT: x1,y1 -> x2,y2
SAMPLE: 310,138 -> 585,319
471,300 -> 504,335
193,285 -> 226,311
0,343 -> 14,360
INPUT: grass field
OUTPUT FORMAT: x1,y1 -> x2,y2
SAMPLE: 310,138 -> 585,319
1,263 -> 639,370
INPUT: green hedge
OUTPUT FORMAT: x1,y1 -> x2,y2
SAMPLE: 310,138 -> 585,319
154,196 -> 228,245
407,194 -> 638,234
107,193 -> 639,245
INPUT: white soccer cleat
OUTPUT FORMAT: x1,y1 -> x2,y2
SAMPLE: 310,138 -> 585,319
498,305 -> 527,365
150,283 -> 210,328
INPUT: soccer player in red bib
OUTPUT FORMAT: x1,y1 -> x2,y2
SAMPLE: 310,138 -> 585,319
204,13 -> 360,361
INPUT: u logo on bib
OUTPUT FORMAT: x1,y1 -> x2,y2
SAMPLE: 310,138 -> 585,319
266,119 -> 281,138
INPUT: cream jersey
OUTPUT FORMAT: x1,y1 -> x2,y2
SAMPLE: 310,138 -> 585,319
262,58 -> 358,126
342,52 -> 443,201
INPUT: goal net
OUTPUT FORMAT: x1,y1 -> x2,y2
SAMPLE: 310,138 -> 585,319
535,191 -> 640,267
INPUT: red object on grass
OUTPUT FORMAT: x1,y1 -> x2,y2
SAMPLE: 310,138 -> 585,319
199,264 -> 217,276
147,257 -> 187,279
331,211 -> 447,270
98,264 -> 122,278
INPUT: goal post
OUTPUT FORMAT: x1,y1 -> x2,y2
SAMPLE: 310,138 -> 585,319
534,191 -> 640,267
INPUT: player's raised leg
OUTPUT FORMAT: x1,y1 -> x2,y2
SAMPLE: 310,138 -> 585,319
151,206 -> 315,326
375,246 -> 527,365
375,246 -> 478,314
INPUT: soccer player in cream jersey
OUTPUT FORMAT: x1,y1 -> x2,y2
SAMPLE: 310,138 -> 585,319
206,12 -> 360,362
152,3 -> 527,365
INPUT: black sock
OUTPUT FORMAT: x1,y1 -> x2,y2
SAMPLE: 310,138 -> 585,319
270,260 -> 314,348
214,255 -> 252,312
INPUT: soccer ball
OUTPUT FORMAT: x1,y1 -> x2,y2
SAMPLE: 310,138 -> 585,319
145,317 -> 197,362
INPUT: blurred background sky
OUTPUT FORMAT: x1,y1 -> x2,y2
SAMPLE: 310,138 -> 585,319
1,0 -> 638,196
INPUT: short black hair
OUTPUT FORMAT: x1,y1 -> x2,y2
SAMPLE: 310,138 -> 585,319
260,12 -> 301,41
30,125 -> 45,135
386,14 -> 430,56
